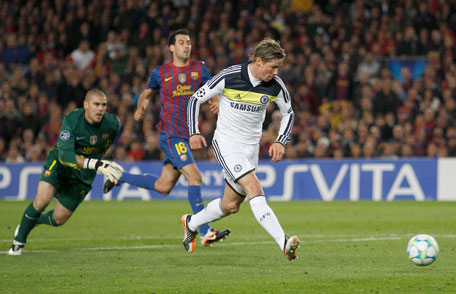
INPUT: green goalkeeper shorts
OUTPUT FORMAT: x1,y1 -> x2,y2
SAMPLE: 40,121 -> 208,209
39,152 -> 91,212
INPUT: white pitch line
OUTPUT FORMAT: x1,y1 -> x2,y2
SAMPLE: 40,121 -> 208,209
2,233 -> 456,243
0,235 -> 181,243
2,235 -> 456,255
0,241 -> 274,254
308,236 -> 401,243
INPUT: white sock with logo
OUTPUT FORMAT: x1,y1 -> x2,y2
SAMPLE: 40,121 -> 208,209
188,198 -> 226,232
249,195 -> 285,250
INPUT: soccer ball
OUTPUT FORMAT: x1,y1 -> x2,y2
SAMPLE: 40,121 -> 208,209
407,234 -> 439,266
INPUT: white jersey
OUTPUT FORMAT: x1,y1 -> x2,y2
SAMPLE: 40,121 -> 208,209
188,63 -> 294,146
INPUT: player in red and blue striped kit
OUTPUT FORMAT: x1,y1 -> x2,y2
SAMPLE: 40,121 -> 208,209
104,29 -> 230,247
151,56 -> 210,138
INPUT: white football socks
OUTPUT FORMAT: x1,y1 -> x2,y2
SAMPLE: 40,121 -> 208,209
249,195 -> 286,250
188,198 -> 226,232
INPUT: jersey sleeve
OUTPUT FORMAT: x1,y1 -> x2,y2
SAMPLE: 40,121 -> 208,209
57,115 -> 78,169
112,115 -> 121,141
107,114 -> 121,151
274,81 -> 294,146
114,115 -> 121,133
187,78 -> 225,136
200,62 -> 212,84
146,67 -> 161,90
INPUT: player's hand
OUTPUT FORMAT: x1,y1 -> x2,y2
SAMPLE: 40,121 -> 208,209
208,97 -> 219,115
134,97 -> 149,121
269,142 -> 285,162
84,158 -> 123,181
97,160 -> 124,182
134,107 -> 145,121
189,134 -> 207,150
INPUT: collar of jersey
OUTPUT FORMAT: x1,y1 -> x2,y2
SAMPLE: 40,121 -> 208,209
167,59 -> 194,69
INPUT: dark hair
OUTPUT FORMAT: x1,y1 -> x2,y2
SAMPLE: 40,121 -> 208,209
85,88 -> 106,101
168,29 -> 190,46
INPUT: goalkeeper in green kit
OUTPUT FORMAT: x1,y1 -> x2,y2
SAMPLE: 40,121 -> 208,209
8,89 -> 123,255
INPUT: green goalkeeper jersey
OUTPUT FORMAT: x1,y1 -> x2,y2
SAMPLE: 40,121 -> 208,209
49,108 -> 120,186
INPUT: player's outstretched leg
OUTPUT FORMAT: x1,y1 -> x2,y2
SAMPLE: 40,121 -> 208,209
187,185 -> 231,246
103,172 -> 158,193
181,214 -> 197,253
284,235 -> 300,261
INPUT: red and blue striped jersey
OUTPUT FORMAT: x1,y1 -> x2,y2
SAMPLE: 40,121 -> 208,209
147,60 -> 211,138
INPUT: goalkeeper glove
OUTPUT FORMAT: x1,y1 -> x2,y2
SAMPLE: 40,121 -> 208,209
83,158 -> 123,182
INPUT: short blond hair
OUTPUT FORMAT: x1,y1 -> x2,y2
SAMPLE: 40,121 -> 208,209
249,38 -> 286,62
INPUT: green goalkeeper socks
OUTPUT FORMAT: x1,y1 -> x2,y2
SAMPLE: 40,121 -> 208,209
15,202 -> 41,244
37,209 -> 58,226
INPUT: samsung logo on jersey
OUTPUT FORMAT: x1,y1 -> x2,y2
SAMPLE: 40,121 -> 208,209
230,102 -> 264,112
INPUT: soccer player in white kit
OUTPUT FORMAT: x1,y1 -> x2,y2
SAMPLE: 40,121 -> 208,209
183,39 -> 300,261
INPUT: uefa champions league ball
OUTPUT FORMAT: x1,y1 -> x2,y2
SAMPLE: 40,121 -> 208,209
407,234 -> 439,266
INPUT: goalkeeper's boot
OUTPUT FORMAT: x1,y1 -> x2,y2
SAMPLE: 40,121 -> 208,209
103,179 -> 119,194
181,214 -> 197,253
201,228 -> 231,246
8,225 -> 25,256
284,235 -> 300,261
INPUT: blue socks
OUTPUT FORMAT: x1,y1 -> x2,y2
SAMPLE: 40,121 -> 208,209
118,173 -> 211,235
118,173 -> 158,190
188,185 -> 210,235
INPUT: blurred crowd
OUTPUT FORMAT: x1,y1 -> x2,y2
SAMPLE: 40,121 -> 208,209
1,0 -> 456,163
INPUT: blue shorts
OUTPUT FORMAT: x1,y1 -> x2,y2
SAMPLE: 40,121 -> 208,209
159,133 -> 195,169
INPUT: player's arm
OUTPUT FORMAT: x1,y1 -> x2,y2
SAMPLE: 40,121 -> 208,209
135,68 -> 160,121
269,86 -> 294,163
134,88 -> 154,121
82,157 -> 123,182
201,62 -> 219,115
57,115 -> 123,181
74,156 -> 122,180
208,95 -> 219,115
57,116 -> 80,169
85,114 -> 124,181
188,79 -> 225,150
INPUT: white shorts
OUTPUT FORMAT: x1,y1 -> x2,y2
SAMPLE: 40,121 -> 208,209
212,138 -> 258,196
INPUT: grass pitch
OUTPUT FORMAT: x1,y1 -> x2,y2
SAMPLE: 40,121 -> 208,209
1,200 -> 456,293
